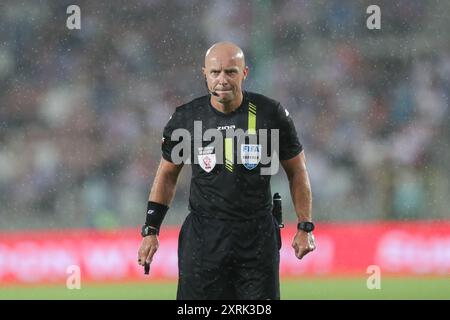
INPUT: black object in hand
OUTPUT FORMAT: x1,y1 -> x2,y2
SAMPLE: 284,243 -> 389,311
144,262 -> 150,275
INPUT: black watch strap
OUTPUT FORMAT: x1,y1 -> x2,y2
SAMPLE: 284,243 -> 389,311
141,225 -> 159,237
297,221 -> 315,233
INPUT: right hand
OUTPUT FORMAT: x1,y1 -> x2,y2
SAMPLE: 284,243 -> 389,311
138,235 -> 159,267
292,230 -> 316,260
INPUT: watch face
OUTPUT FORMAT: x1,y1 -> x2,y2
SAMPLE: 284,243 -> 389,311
141,225 -> 158,236
298,222 -> 314,232
141,225 -> 148,237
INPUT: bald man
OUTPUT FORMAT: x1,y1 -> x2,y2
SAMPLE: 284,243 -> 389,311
138,42 -> 315,300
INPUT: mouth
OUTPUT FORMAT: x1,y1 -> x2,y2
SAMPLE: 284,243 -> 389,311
214,89 -> 233,94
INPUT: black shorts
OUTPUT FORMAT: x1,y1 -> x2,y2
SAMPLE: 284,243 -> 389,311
176,212 -> 281,300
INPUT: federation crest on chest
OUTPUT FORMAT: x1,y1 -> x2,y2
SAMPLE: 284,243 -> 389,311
197,146 -> 216,173
241,144 -> 261,170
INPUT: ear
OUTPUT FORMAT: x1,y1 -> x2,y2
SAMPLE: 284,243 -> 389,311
243,66 -> 249,80
202,67 -> 206,77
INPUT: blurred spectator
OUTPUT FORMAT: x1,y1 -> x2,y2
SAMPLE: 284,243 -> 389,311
0,0 -> 449,230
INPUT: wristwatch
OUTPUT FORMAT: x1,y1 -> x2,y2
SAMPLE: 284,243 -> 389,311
141,225 -> 159,237
297,221 -> 315,233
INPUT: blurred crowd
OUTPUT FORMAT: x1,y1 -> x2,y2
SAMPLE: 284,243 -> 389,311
0,0 -> 449,230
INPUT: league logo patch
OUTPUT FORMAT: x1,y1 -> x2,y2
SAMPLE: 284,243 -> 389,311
198,146 -> 216,173
241,144 -> 261,170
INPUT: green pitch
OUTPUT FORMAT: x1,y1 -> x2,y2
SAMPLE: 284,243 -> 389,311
1,277 -> 449,300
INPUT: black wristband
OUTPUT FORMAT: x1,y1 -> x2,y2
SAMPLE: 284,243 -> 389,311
144,201 -> 169,231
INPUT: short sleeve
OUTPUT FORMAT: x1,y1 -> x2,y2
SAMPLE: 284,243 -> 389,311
275,103 -> 303,160
161,109 -> 185,163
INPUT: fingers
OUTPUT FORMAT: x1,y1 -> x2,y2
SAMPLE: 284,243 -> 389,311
291,241 -> 299,257
137,247 -> 148,266
308,233 -> 316,251
145,246 -> 158,264
298,246 -> 314,259
291,241 -> 306,259
138,244 -> 157,276
137,241 -> 158,266
294,245 -> 313,259
292,234 -> 316,260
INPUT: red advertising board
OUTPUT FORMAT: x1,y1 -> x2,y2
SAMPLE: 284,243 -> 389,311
0,221 -> 449,283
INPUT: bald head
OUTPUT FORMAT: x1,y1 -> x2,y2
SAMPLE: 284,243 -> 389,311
203,41 -> 249,111
204,41 -> 246,69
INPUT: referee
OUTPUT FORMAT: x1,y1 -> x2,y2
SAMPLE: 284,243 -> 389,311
138,41 -> 316,300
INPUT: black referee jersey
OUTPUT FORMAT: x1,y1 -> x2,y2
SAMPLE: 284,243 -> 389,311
161,90 -> 303,220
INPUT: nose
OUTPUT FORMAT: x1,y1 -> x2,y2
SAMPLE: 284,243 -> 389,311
217,71 -> 228,85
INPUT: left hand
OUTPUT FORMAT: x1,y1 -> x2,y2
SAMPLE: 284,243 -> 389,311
292,230 -> 316,260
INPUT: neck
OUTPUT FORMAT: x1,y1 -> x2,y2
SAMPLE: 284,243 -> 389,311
210,91 -> 243,114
